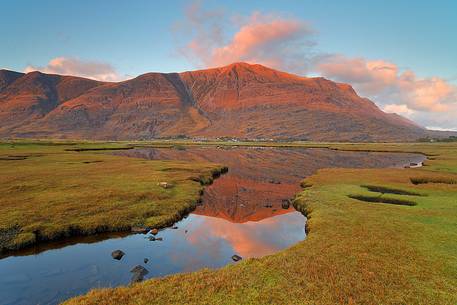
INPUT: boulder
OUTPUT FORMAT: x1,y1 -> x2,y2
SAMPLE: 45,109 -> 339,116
111,250 -> 125,260
130,265 -> 149,276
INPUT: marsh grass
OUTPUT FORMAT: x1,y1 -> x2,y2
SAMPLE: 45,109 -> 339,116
348,194 -> 417,206
0,142 -> 225,253
361,184 -> 423,196
410,176 -> 457,185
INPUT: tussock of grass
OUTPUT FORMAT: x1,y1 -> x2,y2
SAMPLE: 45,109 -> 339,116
348,194 -> 417,206
65,146 -> 134,152
362,184 -> 423,196
411,176 -> 457,185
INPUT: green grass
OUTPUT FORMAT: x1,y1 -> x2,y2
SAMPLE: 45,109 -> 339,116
0,141 -> 226,252
62,142 -> 457,305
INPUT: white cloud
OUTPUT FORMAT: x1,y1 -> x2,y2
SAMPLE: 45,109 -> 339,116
24,57 -> 126,82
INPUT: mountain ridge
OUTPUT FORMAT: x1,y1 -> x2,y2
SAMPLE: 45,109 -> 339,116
0,63 -> 447,142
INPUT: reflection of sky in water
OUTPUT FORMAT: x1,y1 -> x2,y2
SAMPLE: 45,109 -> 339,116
0,212 -> 304,305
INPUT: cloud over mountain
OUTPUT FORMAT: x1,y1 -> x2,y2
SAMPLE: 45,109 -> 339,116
24,57 -> 124,82
176,2 -> 457,130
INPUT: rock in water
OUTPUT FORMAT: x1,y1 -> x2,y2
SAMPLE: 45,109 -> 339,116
232,254 -> 242,262
111,250 -> 125,260
144,258 -> 149,264
150,228 -> 159,235
131,272 -> 144,283
130,265 -> 149,276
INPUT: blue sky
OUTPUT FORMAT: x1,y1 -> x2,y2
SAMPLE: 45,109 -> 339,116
1,0 -> 456,129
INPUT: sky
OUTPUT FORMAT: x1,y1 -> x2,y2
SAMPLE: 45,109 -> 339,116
1,0 -> 456,130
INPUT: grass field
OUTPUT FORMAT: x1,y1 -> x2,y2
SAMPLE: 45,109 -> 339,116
61,142 -> 457,305
0,140 -> 226,252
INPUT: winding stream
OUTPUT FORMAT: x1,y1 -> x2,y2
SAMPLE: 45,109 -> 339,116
0,147 -> 425,305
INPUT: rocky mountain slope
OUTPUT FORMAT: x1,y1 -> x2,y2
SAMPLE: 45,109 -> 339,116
0,62 -> 433,141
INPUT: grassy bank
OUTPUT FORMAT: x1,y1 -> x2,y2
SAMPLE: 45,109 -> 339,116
64,142 -> 457,305
0,141 -> 226,253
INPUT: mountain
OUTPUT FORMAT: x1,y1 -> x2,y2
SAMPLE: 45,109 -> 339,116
0,62 -> 436,141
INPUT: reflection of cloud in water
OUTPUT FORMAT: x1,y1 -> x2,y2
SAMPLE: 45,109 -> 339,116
186,212 -> 305,258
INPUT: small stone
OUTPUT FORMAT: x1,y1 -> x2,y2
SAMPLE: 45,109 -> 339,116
155,237 -> 163,241
111,250 -> 125,260
172,226 -> 178,229
185,230 -> 188,234
144,258 -> 149,264
150,228 -> 159,235
148,236 -> 156,241
131,227 -> 149,234
158,182 -> 173,189
231,254 -> 242,262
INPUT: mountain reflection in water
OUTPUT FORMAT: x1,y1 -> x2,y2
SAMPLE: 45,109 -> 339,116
115,147 -> 425,222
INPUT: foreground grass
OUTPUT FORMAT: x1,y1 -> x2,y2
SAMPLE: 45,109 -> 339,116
0,141 -> 226,252
64,142 -> 457,305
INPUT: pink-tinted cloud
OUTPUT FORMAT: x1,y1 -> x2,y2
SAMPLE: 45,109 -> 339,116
209,13 -> 312,69
176,3 -> 314,73
314,54 -> 457,122
24,57 -> 125,82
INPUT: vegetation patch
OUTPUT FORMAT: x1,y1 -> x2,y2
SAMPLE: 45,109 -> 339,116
410,176 -> 457,185
348,194 -> 417,206
362,184 -> 423,196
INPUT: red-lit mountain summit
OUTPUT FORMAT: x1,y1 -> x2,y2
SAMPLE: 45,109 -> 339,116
0,62 -> 431,141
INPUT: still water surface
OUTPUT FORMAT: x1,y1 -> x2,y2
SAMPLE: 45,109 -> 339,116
0,147 -> 425,305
